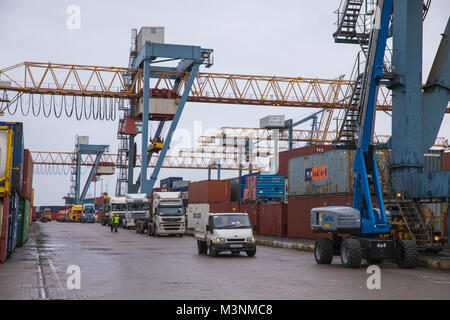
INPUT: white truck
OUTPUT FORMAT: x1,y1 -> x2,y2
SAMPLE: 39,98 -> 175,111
136,191 -> 185,236
123,193 -> 150,229
102,196 -> 126,226
191,209 -> 256,257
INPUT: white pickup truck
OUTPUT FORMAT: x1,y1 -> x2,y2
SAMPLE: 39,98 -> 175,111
191,210 -> 256,257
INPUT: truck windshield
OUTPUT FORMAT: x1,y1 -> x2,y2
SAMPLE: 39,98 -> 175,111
158,206 -> 184,216
84,206 -> 95,213
128,203 -> 149,211
112,204 -> 126,211
213,215 -> 251,229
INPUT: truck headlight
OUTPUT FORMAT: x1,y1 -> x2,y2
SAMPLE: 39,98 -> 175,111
247,237 -> 255,242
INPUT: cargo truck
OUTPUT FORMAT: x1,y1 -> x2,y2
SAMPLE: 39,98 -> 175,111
102,196 -> 126,226
192,211 -> 256,257
123,194 -> 150,229
135,191 -> 185,236
81,203 -> 96,223
68,205 -> 83,222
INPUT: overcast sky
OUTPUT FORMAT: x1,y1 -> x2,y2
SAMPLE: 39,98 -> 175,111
0,0 -> 449,206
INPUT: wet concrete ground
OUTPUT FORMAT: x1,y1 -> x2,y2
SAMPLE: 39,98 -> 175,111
1,221 -> 450,300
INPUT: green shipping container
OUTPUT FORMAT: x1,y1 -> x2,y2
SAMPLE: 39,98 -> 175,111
17,199 -> 30,246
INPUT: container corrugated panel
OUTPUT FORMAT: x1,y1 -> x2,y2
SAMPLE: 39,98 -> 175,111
0,196 -> 10,262
7,192 -> 19,256
230,177 -> 241,202
11,123 -> 24,194
444,152 -> 450,171
288,149 -> 355,196
21,149 -> 33,200
188,180 -> 230,204
240,174 -> 285,200
0,126 -> 13,195
239,203 -> 259,235
287,195 -> 352,239
423,150 -> 443,172
16,199 -> 30,247
172,180 -> 190,189
259,203 -> 287,237
209,202 -> 239,213
278,145 -> 334,176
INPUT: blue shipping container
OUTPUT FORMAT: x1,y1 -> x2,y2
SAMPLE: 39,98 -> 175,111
240,174 -> 285,200
160,177 -> 182,188
7,192 -> 19,256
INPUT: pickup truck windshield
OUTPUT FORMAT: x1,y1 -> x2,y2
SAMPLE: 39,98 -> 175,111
128,203 -> 149,211
213,215 -> 251,229
112,204 -> 126,211
158,206 -> 185,216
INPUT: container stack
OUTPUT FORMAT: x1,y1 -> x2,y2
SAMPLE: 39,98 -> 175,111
0,122 -> 34,263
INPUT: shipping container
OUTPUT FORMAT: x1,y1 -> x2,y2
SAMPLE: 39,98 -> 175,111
0,196 -> 10,263
239,203 -> 259,235
7,192 -> 19,256
0,125 -> 14,195
260,115 -> 285,129
209,202 -> 240,213
259,203 -> 287,237
287,195 -> 353,239
278,145 -> 334,176
188,180 -> 231,204
240,174 -> 285,201
443,152 -> 450,171
22,149 -> 33,200
10,123 -> 24,194
172,180 -> 190,189
160,177 -> 182,189
230,177 -> 241,202
288,149 -> 355,197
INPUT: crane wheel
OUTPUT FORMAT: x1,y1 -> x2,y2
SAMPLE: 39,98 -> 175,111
314,238 -> 333,264
340,238 -> 361,268
396,240 -> 417,268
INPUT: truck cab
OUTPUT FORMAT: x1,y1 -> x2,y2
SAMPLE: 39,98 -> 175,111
148,191 -> 185,237
103,197 -> 126,226
193,212 -> 256,257
81,203 -> 96,223
69,205 -> 83,222
123,194 -> 150,229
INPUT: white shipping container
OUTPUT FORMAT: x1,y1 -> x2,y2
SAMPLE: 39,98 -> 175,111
187,203 -> 209,229
260,115 -> 286,129
0,129 -> 8,178
136,98 -> 179,116
136,27 -> 165,53
77,136 -> 89,145
96,165 -> 115,175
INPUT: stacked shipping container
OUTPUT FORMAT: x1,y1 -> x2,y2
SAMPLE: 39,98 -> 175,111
0,122 -> 33,263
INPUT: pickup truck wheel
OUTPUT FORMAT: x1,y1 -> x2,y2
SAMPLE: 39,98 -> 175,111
246,248 -> 256,257
396,240 -> 417,269
209,244 -> 218,257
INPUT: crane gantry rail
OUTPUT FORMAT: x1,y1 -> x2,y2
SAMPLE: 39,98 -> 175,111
30,151 -> 261,171
0,61 -> 412,112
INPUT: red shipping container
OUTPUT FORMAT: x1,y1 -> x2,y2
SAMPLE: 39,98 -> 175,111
287,195 -> 353,240
0,196 -> 10,263
259,203 -> 287,237
444,152 -> 450,171
239,203 -> 260,235
21,149 -> 34,201
188,180 -> 230,204
209,202 -> 239,213
278,145 -> 334,176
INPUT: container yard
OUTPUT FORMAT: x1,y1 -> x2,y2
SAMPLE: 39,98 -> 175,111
0,0 -> 450,305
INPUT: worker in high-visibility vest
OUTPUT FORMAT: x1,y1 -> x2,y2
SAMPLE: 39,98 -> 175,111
110,214 -> 120,233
